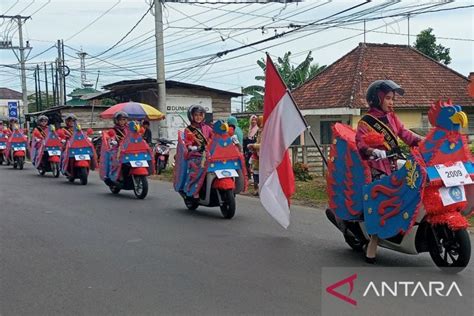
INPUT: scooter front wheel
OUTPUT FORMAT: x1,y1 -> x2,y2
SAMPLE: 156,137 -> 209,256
219,189 -> 236,219
132,175 -> 148,199
428,225 -> 471,273
184,197 -> 199,210
51,162 -> 60,177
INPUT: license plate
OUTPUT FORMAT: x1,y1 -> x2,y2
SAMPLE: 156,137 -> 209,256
215,169 -> 239,179
130,160 -> 149,168
48,150 -> 61,156
0,145 -> 5,149
75,154 -> 91,161
14,147 -> 25,151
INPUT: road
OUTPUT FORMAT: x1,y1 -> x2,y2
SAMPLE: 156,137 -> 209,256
1,165 -> 473,315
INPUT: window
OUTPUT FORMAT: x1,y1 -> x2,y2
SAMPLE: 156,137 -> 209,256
320,121 -> 341,144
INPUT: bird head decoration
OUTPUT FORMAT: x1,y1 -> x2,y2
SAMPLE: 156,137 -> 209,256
428,100 -> 468,131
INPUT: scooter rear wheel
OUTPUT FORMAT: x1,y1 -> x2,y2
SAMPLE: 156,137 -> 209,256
18,157 -> 24,170
51,162 -> 60,177
78,167 -> 88,185
428,225 -> 471,273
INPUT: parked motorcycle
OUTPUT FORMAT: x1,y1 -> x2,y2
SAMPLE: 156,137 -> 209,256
326,101 -> 472,273
6,125 -> 27,170
174,120 -> 247,219
31,126 -> 62,177
61,124 -> 97,185
0,128 -> 8,165
154,138 -> 174,174
99,121 -> 154,199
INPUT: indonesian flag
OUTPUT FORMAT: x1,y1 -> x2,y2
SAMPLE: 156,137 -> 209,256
259,55 -> 307,228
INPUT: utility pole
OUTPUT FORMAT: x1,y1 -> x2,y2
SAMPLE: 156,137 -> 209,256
34,68 -> 39,112
37,64 -> 42,111
154,0 -> 167,138
0,15 -> 31,126
44,62 -> 49,108
61,40 -> 66,104
51,63 -> 56,106
407,14 -> 411,46
57,40 -> 64,105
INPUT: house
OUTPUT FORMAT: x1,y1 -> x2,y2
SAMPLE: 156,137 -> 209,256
0,87 -> 23,121
88,79 -> 241,141
293,43 -> 474,145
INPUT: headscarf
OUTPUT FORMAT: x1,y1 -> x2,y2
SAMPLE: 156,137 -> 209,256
248,114 -> 259,138
227,115 -> 243,145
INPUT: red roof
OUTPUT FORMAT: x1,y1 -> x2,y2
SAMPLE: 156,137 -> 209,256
293,43 -> 474,110
0,87 -> 22,100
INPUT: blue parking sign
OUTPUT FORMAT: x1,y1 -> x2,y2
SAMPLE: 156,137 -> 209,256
8,101 -> 18,118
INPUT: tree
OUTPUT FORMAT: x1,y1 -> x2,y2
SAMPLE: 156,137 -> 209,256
414,28 -> 451,65
243,51 -> 326,112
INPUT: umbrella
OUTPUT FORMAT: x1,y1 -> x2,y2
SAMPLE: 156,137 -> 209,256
100,101 -> 165,121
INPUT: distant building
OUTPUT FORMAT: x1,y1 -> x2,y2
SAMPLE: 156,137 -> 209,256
88,79 -> 241,141
66,83 -> 100,107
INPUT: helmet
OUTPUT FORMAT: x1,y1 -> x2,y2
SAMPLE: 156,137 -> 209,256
366,80 -> 405,108
187,104 -> 206,122
113,111 -> 129,124
38,115 -> 49,123
65,113 -> 77,121
9,117 -> 18,123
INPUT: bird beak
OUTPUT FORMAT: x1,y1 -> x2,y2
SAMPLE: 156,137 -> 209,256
450,111 -> 468,128
221,123 -> 229,133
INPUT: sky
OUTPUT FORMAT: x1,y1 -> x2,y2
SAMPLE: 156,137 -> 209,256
1,0 -> 473,111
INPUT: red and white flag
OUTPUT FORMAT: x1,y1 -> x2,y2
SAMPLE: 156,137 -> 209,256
259,55 -> 307,228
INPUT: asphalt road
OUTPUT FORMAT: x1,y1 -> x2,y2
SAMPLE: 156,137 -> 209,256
1,164 -> 473,315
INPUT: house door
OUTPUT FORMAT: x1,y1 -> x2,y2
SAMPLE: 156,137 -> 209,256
320,121 -> 341,144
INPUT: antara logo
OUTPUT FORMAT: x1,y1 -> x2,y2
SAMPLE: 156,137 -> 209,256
363,281 -> 463,297
325,273 -> 358,306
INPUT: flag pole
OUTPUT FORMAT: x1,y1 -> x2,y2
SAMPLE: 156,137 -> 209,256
265,52 -> 328,166
286,89 -> 328,167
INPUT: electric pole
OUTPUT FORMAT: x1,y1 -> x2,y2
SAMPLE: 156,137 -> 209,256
0,15 -> 31,123
154,0 -> 167,138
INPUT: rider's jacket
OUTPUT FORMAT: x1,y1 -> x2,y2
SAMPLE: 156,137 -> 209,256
355,107 -> 421,175
60,126 -> 74,141
184,122 -> 212,152
109,125 -> 127,146
33,126 -> 48,140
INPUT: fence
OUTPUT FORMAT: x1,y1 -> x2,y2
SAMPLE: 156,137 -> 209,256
289,144 -> 330,177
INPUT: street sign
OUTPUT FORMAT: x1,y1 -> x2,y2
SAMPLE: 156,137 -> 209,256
8,101 -> 18,118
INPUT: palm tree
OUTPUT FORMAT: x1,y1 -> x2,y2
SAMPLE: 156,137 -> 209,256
243,51 -> 326,112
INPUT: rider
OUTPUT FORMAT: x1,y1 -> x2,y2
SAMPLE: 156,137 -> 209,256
5,117 -> 19,136
60,114 -> 77,143
355,79 -> 422,263
184,105 -> 212,153
109,111 -> 129,147
33,115 -> 49,140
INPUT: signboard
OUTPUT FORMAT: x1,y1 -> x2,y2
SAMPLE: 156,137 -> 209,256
8,101 -> 18,119
166,96 -> 212,142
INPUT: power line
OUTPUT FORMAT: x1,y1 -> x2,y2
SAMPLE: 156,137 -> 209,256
65,0 -> 122,41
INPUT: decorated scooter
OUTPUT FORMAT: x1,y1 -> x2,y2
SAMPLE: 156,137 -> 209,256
0,125 -> 8,165
5,124 -> 28,170
31,126 -> 62,177
326,100 -> 472,273
174,120 -> 247,219
99,121 -> 154,199
60,123 -> 97,185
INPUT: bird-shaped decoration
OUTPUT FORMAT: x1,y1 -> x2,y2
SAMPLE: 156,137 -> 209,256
419,100 -> 473,230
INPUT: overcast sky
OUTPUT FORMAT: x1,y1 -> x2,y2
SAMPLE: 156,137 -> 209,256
1,0 -> 473,110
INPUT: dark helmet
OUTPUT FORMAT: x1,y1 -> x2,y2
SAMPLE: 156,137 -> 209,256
38,115 -> 49,123
9,117 -> 19,123
187,104 -> 206,122
366,80 -> 405,108
113,111 -> 129,124
65,113 -> 77,121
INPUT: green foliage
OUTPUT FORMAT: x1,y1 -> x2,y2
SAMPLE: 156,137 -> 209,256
293,162 -> 313,181
28,92 -> 54,112
243,51 -> 326,111
101,98 -> 117,106
237,117 -> 250,136
414,28 -> 451,65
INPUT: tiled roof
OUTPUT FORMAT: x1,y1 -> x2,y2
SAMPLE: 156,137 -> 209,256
293,43 -> 474,110
0,87 -> 22,100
